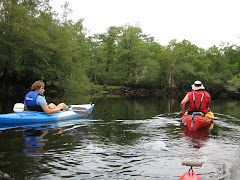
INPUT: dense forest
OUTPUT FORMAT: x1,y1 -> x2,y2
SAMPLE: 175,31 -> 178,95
0,0 -> 240,96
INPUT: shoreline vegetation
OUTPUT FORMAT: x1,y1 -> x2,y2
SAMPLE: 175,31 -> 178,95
94,85 -> 239,99
2,84 -> 240,100
0,85 -> 239,114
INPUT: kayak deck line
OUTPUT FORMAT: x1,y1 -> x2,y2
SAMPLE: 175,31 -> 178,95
15,111 -> 37,117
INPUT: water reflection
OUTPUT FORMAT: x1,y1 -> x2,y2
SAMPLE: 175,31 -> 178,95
22,115 -> 93,154
180,122 -> 214,149
0,96 -> 240,179
92,96 -> 182,121
23,129 -> 48,154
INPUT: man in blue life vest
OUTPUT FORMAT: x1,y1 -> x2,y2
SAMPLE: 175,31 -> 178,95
24,80 -> 69,114
180,80 -> 211,115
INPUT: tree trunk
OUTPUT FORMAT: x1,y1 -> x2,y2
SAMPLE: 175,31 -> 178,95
169,54 -> 176,88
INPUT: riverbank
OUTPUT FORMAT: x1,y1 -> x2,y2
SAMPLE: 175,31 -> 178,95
95,85 -> 240,99
2,84 -> 240,100
95,85 -> 184,96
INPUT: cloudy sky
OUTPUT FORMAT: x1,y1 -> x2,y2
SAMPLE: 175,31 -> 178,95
50,0 -> 240,49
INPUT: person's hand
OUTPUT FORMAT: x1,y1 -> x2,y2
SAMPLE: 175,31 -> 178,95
57,107 -> 62,112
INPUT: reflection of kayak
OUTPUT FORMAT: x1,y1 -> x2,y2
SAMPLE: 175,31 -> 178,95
179,161 -> 202,180
0,104 -> 94,124
181,122 -> 213,140
181,112 -> 214,131
181,122 -> 213,149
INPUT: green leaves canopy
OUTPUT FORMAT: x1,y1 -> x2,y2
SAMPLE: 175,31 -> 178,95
1,0 -> 240,94
0,0 -> 91,93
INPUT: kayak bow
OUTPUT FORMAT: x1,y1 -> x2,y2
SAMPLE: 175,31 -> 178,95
179,170 -> 201,180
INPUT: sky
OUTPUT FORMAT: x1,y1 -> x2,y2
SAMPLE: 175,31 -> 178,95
50,0 -> 240,49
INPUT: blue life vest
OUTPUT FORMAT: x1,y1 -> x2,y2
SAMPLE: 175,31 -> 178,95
24,91 -> 44,111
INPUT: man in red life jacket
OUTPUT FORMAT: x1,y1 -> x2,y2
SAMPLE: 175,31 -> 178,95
181,80 -> 211,115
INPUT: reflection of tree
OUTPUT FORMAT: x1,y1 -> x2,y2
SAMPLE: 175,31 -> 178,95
93,96 -> 181,121
91,121 -> 142,146
91,96 -> 186,146
212,99 -> 240,119
167,97 -> 178,113
91,97 -> 157,145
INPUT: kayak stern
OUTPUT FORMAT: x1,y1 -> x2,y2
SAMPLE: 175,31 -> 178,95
182,113 -> 214,131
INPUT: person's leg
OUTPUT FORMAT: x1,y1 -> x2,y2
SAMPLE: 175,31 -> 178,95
48,103 -> 57,109
57,103 -> 69,110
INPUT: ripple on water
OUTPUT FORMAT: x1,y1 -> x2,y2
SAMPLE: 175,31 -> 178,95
2,112 -> 238,179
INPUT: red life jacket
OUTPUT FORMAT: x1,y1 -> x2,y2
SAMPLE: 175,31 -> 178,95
188,90 -> 211,113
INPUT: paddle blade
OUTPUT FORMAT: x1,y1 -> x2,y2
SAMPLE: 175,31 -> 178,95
182,161 -> 202,167
70,107 -> 90,115
13,103 -> 24,112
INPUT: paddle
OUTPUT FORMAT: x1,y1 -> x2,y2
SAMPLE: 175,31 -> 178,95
179,161 -> 202,180
172,112 -> 183,118
182,161 -> 202,167
13,103 -> 90,115
70,106 -> 90,115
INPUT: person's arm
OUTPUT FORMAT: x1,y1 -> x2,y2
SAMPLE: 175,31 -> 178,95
180,94 -> 189,114
41,104 -> 62,114
37,96 -> 62,114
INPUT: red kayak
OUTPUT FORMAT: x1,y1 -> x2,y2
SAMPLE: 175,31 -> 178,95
179,161 -> 202,180
179,170 -> 201,180
181,112 -> 214,131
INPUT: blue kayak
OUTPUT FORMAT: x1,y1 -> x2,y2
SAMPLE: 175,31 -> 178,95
1,114 -> 94,131
0,104 -> 94,124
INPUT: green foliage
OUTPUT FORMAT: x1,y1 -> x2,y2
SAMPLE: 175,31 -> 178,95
0,0 -> 92,93
0,0 -> 240,94
227,73 -> 240,92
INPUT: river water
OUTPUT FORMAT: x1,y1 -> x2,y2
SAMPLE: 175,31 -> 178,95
0,95 -> 240,179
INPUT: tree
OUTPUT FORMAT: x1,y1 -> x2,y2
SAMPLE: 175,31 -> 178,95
115,24 -> 151,87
